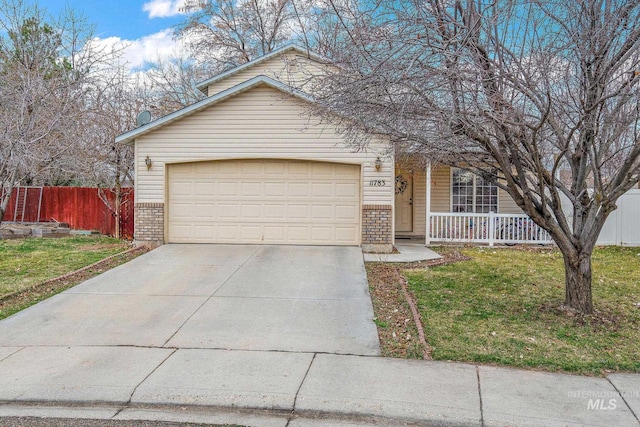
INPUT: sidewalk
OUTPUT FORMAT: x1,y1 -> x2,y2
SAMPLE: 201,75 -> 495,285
1,346 -> 639,426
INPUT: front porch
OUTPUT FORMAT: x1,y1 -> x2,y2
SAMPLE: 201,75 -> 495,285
394,164 -> 553,246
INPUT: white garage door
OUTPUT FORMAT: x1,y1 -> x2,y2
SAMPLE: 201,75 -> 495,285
167,159 -> 361,245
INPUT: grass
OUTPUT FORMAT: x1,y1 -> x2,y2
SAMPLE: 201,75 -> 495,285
0,236 -> 131,298
405,246 -> 640,375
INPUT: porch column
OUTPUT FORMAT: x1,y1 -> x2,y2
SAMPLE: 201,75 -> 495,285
425,161 -> 432,246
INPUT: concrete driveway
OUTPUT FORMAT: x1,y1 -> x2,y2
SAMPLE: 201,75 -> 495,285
0,244 -> 380,355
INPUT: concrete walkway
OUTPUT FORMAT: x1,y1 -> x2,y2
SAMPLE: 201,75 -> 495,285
363,242 -> 442,262
0,245 -> 639,426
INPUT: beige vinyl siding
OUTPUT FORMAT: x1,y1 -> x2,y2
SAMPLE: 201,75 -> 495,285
498,190 -> 523,214
411,169 -> 427,235
430,166 -> 451,212
206,53 -> 324,96
135,84 -> 393,207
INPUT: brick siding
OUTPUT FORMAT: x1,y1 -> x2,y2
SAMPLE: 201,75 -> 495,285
362,204 -> 393,253
134,202 -> 164,247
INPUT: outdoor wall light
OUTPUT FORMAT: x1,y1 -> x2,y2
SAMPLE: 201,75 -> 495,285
145,155 -> 153,171
375,157 -> 382,172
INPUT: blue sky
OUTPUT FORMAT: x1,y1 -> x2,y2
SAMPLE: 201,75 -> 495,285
43,0 -> 189,68
45,0 -> 183,40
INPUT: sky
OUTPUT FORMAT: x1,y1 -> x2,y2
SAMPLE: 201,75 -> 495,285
43,0 -> 189,69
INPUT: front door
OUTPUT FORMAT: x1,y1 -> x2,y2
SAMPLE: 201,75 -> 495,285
395,171 -> 413,232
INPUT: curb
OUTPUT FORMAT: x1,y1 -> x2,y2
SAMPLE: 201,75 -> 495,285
0,399 -> 466,427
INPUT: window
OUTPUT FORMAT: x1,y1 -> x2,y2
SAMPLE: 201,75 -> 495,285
452,168 -> 498,213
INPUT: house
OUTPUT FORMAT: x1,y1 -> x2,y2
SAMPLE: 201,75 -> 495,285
116,44 -> 531,251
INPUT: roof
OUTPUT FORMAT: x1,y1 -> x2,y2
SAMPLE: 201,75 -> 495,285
116,75 -> 314,144
195,44 -> 325,94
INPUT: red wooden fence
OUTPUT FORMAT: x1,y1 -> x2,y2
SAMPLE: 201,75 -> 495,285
2,187 -> 134,239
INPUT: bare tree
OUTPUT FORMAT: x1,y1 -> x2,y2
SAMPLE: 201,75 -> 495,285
0,0 -> 96,223
312,0 -> 640,314
144,54 -> 208,116
71,47 -> 207,238
177,0 -> 298,72
78,65 -> 140,238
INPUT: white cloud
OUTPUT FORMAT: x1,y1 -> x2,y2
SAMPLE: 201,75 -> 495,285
124,29 -> 179,68
142,0 -> 188,18
90,29 -> 181,70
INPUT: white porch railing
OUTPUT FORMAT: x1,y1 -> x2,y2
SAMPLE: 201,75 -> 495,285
429,212 -> 553,246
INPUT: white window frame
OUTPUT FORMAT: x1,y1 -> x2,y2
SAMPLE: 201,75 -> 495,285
450,168 -> 499,213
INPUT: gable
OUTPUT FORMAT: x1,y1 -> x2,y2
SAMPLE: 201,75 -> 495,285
116,76 -> 313,145
197,45 -> 327,97
117,47 -> 331,145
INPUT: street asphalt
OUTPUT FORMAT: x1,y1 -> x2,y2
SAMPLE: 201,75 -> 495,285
0,244 -> 638,426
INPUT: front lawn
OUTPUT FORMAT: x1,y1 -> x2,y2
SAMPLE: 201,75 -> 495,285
404,246 -> 640,375
0,236 -> 130,297
0,236 -> 143,321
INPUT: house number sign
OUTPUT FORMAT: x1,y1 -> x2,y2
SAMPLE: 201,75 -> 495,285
369,180 -> 386,187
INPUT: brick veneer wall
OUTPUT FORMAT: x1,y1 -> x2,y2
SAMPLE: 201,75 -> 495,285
134,202 -> 164,247
362,204 -> 393,253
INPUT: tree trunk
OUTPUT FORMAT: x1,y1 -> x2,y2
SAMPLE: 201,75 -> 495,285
0,183 -> 16,226
114,187 -> 121,240
563,252 -> 594,314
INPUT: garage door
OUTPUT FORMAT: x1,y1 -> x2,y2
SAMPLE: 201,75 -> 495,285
167,159 -> 361,245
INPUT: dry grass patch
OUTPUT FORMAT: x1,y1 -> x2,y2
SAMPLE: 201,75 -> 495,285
366,262 -> 424,358
366,248 -> 468,358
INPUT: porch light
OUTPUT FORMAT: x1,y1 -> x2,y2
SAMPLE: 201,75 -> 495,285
374,157 -> 382,172
145,155 -> 153,171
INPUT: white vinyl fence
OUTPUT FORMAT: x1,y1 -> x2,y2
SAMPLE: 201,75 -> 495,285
597,189 -> 640,246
